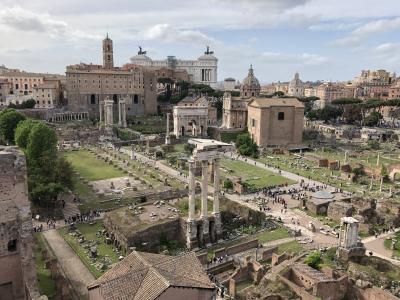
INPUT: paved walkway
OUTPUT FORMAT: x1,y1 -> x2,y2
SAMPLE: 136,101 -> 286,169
43,229 -> 94,299
363,229 -> 400,266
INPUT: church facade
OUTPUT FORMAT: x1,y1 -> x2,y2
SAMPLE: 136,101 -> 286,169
66,35 -> 157,120
222,65 -> 261,129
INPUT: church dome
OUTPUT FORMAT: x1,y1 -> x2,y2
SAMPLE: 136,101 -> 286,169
289,72 -> 302,86
242,65 -> 260,88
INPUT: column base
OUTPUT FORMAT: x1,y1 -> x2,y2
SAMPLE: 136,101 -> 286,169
186,220 -> 198,250
212,212 -> 223,238
201,217 -> 210,246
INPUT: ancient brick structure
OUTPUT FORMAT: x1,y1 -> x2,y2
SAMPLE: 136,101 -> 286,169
0,147 -> 40,299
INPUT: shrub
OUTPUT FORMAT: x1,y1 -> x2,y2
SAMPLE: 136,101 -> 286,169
304,251 -> 322,269
223,178 -> 233,189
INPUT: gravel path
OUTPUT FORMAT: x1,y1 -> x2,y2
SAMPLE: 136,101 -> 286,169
43,229 -> 95,299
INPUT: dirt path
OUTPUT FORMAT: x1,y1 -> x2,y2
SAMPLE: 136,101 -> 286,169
43,229 -> 95,299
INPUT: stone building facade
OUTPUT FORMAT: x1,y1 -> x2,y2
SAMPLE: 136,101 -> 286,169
130,46 -> 218,88
222,66 -> 261,129
66,35 -> 157,120
0,147 -> 40,299
0,71 -> 63,109
247,97 -> 304,147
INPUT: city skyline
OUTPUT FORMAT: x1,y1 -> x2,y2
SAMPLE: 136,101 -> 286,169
1,0 -> 400,83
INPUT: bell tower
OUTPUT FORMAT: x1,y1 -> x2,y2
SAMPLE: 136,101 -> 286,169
102,33 -> 114,69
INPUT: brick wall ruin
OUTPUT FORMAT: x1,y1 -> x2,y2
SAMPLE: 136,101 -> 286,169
0,147 -> 40,299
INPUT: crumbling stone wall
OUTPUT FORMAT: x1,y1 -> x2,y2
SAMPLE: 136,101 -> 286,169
0,147 -> 40,299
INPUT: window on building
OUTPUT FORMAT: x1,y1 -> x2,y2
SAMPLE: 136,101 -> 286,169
8,239 -> 17,252
252,119 -> 256,127
90,94 -> 96,104
278,112 -> 285,120
15,84 -> 19,89
113,94 -> 118,104
134,94 -> 139,104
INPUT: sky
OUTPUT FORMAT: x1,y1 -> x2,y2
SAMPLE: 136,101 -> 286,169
1,0 -> 400,84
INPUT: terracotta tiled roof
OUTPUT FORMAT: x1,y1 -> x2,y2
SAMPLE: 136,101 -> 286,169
88,251 -> 214,300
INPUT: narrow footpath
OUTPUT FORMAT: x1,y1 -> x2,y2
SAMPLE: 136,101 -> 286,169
43,229 -> 95,299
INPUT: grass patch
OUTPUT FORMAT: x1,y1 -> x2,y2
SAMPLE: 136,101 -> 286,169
65,150 -> 125,181
257,227 -> 291,244
276,241 -> 304,255
58,221 -> 119,278
220,159 -> 295,189
34,233 -> 57,298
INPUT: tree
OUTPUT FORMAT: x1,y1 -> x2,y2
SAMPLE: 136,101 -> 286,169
9,98 -> 36,109
26,123 -> 57,163
367,140 -> 380,150
55,156 -> 74,190
331,98 -> 362,106
363,111 -> 382,127
236,133 -> 258,158
0,109 -> 26,144
304,251 -> 322,269
342,105 -> 362,124
223,178 -> 234,189
317,105 -> 343,123
15,119 -> 39,149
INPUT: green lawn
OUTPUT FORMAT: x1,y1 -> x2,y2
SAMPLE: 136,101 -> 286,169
58,221 -> 119,278
220,159 -> 296,189
276,241 -> 304,255
65,150 -> 125,181
34,233 -> 57,298
256,227 -> 291,243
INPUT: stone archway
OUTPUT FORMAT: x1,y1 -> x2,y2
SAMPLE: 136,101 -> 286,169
389,165 -> 400,181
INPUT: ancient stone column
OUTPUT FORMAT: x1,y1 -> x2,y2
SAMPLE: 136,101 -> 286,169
118,98 -> 127,128
122,99 -> 127,128
213,158 -> 220,214
118,98 -> 122,126
188,159 -> 196,221
165,113 -> 171,145
201,160 -> 208,219
104,97 -> 114,125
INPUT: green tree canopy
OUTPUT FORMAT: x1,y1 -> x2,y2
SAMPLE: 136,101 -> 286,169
363,111 -> 382,127
304,250 -> 322,269
0,109 -> 26,144
236,133 -> 258,158
26,123 -> 57,164
15,119 -> 39,149
331,98 -> 362,106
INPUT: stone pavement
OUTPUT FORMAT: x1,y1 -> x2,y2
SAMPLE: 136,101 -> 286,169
43,229 -> 94,299
363,229 -> 400,266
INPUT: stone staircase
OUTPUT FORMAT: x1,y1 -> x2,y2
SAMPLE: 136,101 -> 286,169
61,193 -> 81,220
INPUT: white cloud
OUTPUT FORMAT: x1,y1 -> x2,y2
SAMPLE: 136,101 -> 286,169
309,22 -> 361,32
139,24 -> 216,45
0,6 -> 100,41
260,52 -> 328,66
331,17 -> 400,47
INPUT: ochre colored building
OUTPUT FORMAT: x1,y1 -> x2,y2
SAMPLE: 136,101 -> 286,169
247,97 -> 304,147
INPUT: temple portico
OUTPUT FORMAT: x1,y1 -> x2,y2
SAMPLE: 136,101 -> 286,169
185,139 -> 232,250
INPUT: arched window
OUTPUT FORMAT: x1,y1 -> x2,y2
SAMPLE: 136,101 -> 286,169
134,95 -> 139,104
113,94 -> 118,104
90,94 -> 96,104
278,112 -> 285,120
